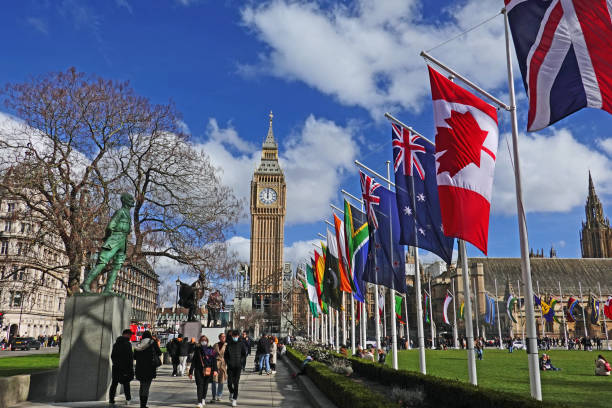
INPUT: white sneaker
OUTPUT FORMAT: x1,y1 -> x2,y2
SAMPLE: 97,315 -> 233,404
231,400 -> 237,407
197,403 -> 203,408
202,399 -> 206,406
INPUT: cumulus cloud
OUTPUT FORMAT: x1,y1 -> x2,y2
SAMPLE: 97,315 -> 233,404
226,235 -> 318,267
492,129 -> 612,214
240,0 -> 507,117
598,138 -> 612,156
198,115 -> 359,224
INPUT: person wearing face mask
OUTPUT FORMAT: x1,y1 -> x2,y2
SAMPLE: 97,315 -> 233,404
211,332 -> 228,403
224,330 -> 248,407
189,335 -> 217,407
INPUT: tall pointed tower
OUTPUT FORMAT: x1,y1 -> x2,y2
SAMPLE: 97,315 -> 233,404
580,172 -> 612,258
249,112 -> 286,296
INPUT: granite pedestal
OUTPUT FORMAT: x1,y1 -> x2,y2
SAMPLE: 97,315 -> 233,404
55,294 -> 131,402
179,321 -> 202,341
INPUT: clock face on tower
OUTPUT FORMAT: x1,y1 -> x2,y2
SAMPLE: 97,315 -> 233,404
259,187 -> 277,204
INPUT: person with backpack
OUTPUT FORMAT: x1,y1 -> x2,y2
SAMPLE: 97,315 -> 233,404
595,354 -> 611,376
224,330 -> 247,407
134,331 -> 162,408
189,335 -> 217,407
109,329 -> 134,407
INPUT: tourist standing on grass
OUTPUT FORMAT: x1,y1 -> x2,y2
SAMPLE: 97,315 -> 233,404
212,332 -> 228,402
109,329 -> 134,407
134,331 -> 162,408
189,335 -> 217,408
475,338 -> 483,360
225,330 -> 248,407
258,333 -> 271,375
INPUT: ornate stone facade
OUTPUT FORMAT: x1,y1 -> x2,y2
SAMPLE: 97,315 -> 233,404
581,172 -> 612,258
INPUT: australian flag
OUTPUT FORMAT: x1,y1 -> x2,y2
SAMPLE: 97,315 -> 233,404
391,123 -> 454,263
360,171 -> 407,294
506,0 -> 612,131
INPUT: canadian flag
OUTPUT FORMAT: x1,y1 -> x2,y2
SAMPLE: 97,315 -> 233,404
604,296 -> 612,321
428,66 -> 498,255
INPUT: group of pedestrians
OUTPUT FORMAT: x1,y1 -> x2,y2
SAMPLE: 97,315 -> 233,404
109,329 -> 248,408
254,333 -> 282,375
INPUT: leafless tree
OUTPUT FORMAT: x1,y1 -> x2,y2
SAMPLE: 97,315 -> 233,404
0,68 -> 243,295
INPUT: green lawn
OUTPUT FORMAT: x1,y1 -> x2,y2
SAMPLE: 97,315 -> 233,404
0,353 -> 60,377
389,349 -> 611,408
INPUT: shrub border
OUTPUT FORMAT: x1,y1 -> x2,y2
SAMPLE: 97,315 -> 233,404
286,347 -> 398,408
329,351 -> 566,408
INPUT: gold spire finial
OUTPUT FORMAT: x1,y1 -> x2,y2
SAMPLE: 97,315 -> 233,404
269,110 -> 274,124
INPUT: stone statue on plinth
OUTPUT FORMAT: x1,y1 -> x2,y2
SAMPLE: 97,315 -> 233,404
80,193 -> 134,294
178,279 -> 206,321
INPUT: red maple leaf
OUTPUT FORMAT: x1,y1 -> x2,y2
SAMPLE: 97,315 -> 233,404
435,110 -> 489,178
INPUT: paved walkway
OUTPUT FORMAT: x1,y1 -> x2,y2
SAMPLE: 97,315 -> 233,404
13,354 -> 313,408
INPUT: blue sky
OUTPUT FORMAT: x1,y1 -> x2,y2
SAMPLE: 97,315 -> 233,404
1,0 -> 611,277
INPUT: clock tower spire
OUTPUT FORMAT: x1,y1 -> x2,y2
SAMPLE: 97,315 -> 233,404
249,112 -> 286,332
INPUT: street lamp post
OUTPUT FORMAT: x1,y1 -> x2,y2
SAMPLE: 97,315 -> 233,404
175,278 -> 180,336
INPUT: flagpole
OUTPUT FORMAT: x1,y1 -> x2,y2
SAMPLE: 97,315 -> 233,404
428,274 -> 435,349
362,301 -> 367,348
558,281 -> 568,350
351,296 -> 356,354
335,308 -> 340,352
502,8 -> 542,400
375,284 -> 381,349
537,281 -> 544,338
598,282 -> 610,351
452,279 -> 459,349
473,274 -> 480,339
459,240 -> 477,385
495,278 -> 503,350
384,160 -> 399,370
405,291 -> 411,349
517,279 -> 525,345
579,282 -> 589,339
383,287 -> 388,339
342,292 -> 347,347
410,198 -> 426,373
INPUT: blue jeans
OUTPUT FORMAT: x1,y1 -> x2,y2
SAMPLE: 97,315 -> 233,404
212,381 -> 223,398
476,348 -> 483,360
259,353 -> 270,373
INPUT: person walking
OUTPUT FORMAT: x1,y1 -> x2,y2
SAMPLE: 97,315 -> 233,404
109,329 -> 134,407
225,330 -> 247,407
168,335 -> 181,376
212,332 -> 228,402
189,335 -> 217,408
134,331 -> 162,408
241,331 -> 250,372
258,334 -> 271,375
270,337 -> 278,374
178,336 -> 191,376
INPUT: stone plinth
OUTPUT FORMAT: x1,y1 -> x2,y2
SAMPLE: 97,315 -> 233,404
55,294 -> 131,402
180,321 -> 202,341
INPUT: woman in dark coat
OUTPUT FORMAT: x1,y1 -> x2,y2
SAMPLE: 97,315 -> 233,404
133,331 -> 162,408
109,329 -> 134,406
189,335 -> 217,407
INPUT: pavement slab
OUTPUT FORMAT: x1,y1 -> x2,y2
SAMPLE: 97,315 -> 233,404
11,353 -> 314,408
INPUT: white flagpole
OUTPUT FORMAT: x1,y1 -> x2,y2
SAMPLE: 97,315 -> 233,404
579,282 -> 589,339
383,288 -> 388,338
342,292 -> 347,347
385,160 -> 398,369
362,301 -> 367,348
473,275 -> 480,339
336,308 -> 340,352
411,213 -> 426,373
452,279 -> 459,349
559,281 -> 568,350
405,291 -> 411,349
351,296 -> 356,353
537,281 -> 545,338
518,280 -> 525,345
495,279 -> 503,350
598,282 -> 610,351
375,284 -> 381,349
428,275 -> 435,349
459,240 -> 477,385
503,9 -> 541,399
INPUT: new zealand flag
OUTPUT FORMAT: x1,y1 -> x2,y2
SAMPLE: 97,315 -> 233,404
392,123 -> 454,263
360,171 -> 407,294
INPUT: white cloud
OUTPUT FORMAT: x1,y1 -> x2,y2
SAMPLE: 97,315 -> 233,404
226,235 -> 318,267
225,236 -> 251,262
199,115 -> 359,224
492,129 -> 612,214
240,0 -> 507,117
26,17 -> 48,35
598,138 -> 612,156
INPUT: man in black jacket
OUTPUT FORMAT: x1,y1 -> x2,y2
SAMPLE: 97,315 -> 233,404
167,335 -> 181,376
109,329 -> 134,406
224,330 -> 247,407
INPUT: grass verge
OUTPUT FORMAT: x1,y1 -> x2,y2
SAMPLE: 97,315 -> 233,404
0,353 -> 60,377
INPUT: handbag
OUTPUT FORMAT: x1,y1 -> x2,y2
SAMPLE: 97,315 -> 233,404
200,349 -> 212,376
152,346 -> 162,368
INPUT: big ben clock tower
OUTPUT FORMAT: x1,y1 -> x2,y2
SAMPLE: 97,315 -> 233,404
249,112 -> 286,301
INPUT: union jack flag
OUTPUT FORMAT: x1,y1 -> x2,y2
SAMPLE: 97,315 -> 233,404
506,0 -> 612,131
392,123 -> 425,179
360,171 -> 382,229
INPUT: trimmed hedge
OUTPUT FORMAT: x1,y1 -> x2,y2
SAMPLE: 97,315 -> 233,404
286,347 -> 398,408
333,353 -> 567,408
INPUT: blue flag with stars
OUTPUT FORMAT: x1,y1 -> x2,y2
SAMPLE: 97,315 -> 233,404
391,123 -> 454,263
360,171 -> 407,294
